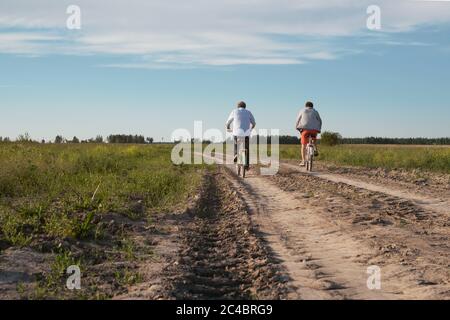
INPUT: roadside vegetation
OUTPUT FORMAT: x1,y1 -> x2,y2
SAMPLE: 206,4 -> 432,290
0,143 -> 205,299
281,144 -> 450,173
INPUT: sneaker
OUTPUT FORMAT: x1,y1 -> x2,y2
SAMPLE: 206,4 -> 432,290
233,155 -> 238,163
299,161 -> 306,167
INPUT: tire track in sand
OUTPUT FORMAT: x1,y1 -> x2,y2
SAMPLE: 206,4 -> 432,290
282,163 -> 449,216
222,168 -> 406,299
198,152 -> 448,299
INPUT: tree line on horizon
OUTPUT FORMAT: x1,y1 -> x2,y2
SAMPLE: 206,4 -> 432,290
251,135 -> 450,146
0,134 -> 155,144
0,133 -> 449,145
339,136 -> 450,145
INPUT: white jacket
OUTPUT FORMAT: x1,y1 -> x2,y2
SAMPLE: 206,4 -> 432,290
295,107 -> 322,132
226,108 -> 256,137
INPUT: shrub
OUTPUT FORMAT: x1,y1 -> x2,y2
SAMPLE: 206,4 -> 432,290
320,131 -> 342,146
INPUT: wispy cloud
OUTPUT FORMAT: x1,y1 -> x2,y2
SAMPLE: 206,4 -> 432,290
0,0 -> 449,67
0,32 -> 62,54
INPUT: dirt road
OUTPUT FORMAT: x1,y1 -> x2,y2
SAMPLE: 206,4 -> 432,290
193,152 -> 449,300
117,153 -> 449,300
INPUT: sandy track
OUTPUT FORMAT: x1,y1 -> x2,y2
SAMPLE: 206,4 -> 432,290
167,172 -> 286,300
268,166 -> 449,299
282,163 -> 450,216
224,168 -> 444,299
198,153 -> 449,299
117,171 -> 287,300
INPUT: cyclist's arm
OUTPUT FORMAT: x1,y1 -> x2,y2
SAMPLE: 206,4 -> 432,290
295,111 -> 302,130
226,111 -> 234,130
249,112 -> 256,129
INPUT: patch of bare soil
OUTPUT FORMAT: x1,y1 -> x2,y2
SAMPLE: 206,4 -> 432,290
300,161 -> 450,200
160,170 -> 288,300
117,169 -> 287,300
267,166 -> 449,299
282,161 -> 449,216
0,194 -> 200,299
0,248 -> 51,299
0,211 -> 164,299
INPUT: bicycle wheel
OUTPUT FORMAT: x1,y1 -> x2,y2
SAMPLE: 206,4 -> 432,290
306,146 -> 314,172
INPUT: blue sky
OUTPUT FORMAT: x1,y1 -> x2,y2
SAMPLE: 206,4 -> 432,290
1,0 -> 450,141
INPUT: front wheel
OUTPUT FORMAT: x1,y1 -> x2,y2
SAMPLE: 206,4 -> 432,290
308,158 -> 313,172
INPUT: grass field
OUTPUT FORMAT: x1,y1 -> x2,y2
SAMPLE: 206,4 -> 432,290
280,144 -> 450,173
0,143 -> 203,245
0,143 -> 204,298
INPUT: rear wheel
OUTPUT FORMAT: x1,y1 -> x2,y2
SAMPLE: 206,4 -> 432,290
240,150 -> 248,178
306,145 -> 314,172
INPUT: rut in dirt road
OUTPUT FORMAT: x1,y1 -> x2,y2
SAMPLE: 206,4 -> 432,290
168,172 -> 288,300
223,167 -> 449,300
282,162 -> 450,216
223,169 -> 386,299
197,153 -> 449,299
269,166 -> 449,299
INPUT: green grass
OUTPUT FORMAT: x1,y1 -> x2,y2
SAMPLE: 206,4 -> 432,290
114,268 -> 144,287
280,144 -> 450,173
0,143 -> 204,246
0,142 -> 207,299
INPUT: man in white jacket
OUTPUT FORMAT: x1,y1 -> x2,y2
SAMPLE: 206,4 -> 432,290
295,101 -> 322,166
226,101 -> 256,170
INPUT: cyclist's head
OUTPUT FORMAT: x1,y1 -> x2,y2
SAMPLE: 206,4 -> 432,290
305,101 -> 314,108
237,101 -> 247,109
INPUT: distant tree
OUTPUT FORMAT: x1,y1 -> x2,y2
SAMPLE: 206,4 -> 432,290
94,135 -> 103,143
17,132 -> 32,142
3,137 -> 10,142
54,135 -> 64,144
278,135 -> 300,144
341,137 -> 450,145
71,136 -> 80,143
107,134 -> 147,144
320,131 -> 342,146
146,137 -> 154,144
41,139 -> 46,144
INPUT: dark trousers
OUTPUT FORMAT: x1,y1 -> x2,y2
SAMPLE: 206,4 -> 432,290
234,136 -> 250,169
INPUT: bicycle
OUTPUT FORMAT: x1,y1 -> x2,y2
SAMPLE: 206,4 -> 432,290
235,136 -> 248,178
305,134 -> 315,172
